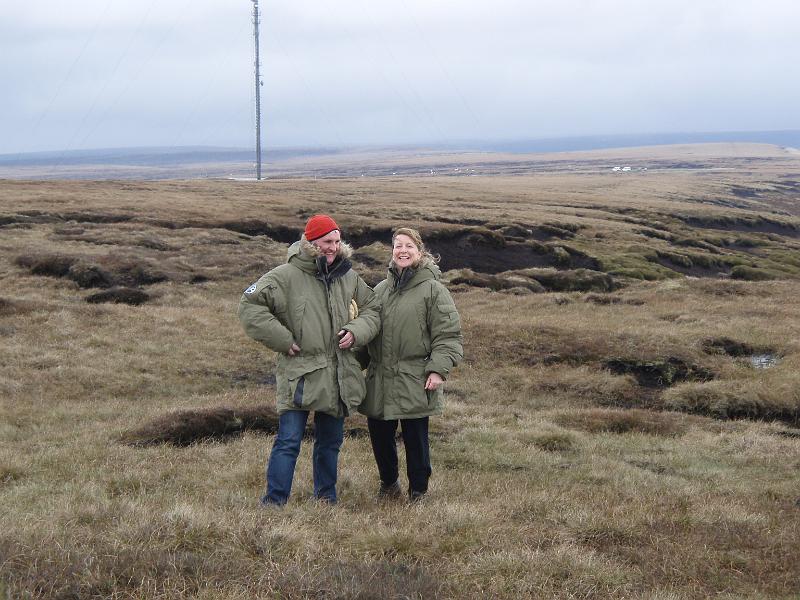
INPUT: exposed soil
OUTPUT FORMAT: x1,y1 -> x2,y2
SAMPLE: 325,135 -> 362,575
701,337 -> 768,357
16,253 -> 170,289
680,214 -> 800,238
214,220 -> 302,243
85,288 -> 151,306
603,357 -> 714,388
119,405 -> 289,446
729,186 -> 760,198
1,210 -> 134,226
5,207 -> 612,278
773,428 -> 800,440
15,254 -> 77,278
118,404 -> 428,446
230,371 -> 277,386
446,268 -> 618,293
425,230 -> 601,274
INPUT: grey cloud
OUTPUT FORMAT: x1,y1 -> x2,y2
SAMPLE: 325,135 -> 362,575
2,0 -> 799,153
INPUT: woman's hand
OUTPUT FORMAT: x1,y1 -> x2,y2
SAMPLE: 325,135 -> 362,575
425,372 -> 443,391
338,329 -> 355,349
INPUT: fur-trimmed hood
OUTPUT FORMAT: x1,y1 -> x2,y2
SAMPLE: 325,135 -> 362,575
286,237 -> 354,279
388,256 -> 436,272
293,235 -> 354,260
388,260 -> 441,291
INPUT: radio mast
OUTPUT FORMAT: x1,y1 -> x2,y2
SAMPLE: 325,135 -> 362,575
252,0 -> 262,180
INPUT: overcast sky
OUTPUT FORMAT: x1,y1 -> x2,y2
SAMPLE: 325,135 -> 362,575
2,0 -> 799,154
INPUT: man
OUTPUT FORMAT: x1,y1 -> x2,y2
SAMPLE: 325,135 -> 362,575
238,214 -> 379,505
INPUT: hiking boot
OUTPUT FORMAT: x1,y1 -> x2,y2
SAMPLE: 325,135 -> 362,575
377,480 -> 403,499
409,489 -> 426,503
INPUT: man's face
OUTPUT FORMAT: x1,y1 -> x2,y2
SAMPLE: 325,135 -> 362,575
312,230 -> 341,265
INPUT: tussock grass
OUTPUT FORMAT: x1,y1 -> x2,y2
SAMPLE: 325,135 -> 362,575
603,357 -> 714,388
731,264 -> 779,281
553,408 -> 694,436
701,336 -> 771,357
2,151 -> 800,598
15,252 -> 168,289
14,253 -> 76,277
662,374 -> 800,425
85,287 -> 151,305
119,404 -> 377,446
0,297 -> 34,316
119,404 -> 285,446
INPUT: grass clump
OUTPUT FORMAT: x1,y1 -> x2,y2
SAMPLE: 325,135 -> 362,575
85,287 -> 151,305
599,253 -> 677,280
554,408 -> 690,437
15,253 -> 77,277
119,404 -> 373,446
527,430 -> 577,452
0,297 -> 34,316
662,378 -> 800,425
445,268 -> 546,293
15,253 -> 168,288
730,265 -> 778,281
68,262 -> 114,288
603,357 -> 713,388
0,464 -> 24,484
516,268 -> 619,292
701,337 -> 766,357
119,404 -> 286,446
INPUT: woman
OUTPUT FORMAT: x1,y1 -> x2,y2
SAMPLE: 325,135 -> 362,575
360,228 -> 463,501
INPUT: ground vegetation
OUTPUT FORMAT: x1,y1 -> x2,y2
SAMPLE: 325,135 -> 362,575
1,144 -> 799,598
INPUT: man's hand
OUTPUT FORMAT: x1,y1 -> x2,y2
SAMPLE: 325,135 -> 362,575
338,329 -> 355,349
287,342 -> 301,356
425,372 -> 444,391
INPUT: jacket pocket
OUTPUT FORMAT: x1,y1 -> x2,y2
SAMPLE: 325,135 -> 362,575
278,354 -> 328,409
338,351 -> 367,412
396,359 -> 429,414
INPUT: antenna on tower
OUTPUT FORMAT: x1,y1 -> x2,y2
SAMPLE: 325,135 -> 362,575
252,0 -> 262,180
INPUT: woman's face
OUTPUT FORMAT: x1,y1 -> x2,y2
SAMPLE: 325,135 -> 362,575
392,234 -> 422,269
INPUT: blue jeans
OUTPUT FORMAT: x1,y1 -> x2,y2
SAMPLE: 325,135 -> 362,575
261,410 -> 344,506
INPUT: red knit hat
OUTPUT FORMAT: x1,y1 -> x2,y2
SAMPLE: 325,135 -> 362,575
304,214 -> 339,241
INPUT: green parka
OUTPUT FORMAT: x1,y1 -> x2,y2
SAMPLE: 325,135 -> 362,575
238,239 -> 380,418
359,261 -> 463,420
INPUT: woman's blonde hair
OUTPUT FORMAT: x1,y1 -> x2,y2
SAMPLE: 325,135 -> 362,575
392,227 -> 439,268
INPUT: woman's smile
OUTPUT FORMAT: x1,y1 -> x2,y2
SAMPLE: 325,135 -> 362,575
392,234 -> 422,268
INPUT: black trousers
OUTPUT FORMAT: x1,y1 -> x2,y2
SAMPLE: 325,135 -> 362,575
367,416 -> 431,494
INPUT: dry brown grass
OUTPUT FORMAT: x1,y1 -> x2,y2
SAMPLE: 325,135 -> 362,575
1,145 -> 800,598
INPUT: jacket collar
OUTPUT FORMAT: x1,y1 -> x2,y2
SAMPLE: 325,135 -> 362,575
388,260 -> 440,291
287,239 -> 352,282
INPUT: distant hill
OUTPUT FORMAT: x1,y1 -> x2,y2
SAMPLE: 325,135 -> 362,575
1,130 -> 798,180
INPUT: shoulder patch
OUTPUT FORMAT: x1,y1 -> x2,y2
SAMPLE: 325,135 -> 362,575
244,283 -> 258,295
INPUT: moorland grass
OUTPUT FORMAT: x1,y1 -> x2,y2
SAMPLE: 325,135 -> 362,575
1,149 -> 800,598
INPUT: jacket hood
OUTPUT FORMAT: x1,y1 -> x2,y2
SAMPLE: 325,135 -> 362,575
288,236 -> 353,259
388,259 -> 441,289
288,237 -> 354,274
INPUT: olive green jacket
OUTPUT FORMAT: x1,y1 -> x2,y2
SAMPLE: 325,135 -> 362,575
360,261 -> 463,420
238,240 -> 380,417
